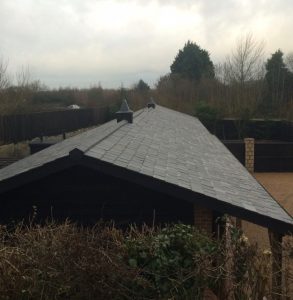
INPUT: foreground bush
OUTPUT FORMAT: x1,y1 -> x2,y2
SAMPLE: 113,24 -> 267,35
0,222 -> 144,300
0,222 -> 292,299
125,224 -> 222,299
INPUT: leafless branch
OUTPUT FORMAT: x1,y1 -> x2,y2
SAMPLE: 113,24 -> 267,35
225,33 -> 265,84
0,57 -> 10,90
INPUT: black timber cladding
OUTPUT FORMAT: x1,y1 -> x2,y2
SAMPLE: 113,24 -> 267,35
0,166 -> 194,226
0,106 -> 292,233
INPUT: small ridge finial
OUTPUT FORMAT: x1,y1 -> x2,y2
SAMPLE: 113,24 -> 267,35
116,99 -> 133,123
147,97 -> 156,109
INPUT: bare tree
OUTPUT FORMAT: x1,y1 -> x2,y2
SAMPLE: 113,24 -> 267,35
218,33 -> 266,122
0,57 -> 11,114
16,65 -> 31,87
0,59 -> 45,114
9,65 -> 38,113
225,33 -> 265,85
0,57 -> 10,90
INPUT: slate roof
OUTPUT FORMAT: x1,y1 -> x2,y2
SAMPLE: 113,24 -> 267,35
0,105 -> 292,233
0,157 -> 20,169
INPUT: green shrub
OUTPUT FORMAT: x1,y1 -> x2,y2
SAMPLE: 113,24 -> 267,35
195,102 -> 219,121
195,102 -> 221,134
125,224 -> 220,299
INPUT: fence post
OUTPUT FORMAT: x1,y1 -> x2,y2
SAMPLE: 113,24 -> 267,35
269,230 -> 283,300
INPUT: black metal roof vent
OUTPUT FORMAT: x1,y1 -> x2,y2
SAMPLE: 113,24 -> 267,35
147,97 -> 156,109
116,99 -> 133,123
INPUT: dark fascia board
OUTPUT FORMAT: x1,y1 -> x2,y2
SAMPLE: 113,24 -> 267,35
0,148 -> 85,194
79,155 -> 293,235
0,153 -> 292,235
0,156 -> 75,195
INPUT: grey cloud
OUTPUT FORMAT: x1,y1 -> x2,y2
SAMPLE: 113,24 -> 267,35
1,0 -> 293,88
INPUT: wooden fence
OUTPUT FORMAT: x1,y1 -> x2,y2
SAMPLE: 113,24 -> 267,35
1,108 -> 292,146
0,107 -> 110,144
223,140 -> 293,172
202,119 -> 293,142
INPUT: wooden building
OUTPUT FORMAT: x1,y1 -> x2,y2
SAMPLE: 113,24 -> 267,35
0,103 -> 292,236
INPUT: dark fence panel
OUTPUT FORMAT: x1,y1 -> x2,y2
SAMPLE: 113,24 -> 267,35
281,121 -> 293,141
223,140 -> 293,172
203,119 -> 293,141
0,107 -> 110,144
255,141 -> 293,172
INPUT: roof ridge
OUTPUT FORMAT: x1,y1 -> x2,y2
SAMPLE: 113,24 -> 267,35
82,108 -> 147,154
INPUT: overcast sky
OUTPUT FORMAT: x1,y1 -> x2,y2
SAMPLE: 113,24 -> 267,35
1,0 -> 293,89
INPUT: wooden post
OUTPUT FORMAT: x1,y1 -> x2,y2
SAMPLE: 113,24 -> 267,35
194,205 -> 219,299
235,217 -> 242,229
269,230 -> 283,300
240,137 -> 254,257
223,217 -> 234,300
193,204 -> 213,235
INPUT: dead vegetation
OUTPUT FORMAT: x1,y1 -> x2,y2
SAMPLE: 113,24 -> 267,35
0,221 -> 292,300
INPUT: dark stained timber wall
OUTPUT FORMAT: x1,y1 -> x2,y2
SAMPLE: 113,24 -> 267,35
0,166 -> 194,226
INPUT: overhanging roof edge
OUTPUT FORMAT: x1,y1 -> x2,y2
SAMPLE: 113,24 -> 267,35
79,155 -> 293,234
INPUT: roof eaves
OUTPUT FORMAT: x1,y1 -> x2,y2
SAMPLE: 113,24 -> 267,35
79,154 -> 293,234
0,155 -> 74,194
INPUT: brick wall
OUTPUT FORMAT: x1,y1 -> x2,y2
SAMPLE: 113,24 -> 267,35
244,138 -> 255,173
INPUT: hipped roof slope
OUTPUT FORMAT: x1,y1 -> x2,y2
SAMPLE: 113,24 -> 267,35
0,105 -> 292,233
